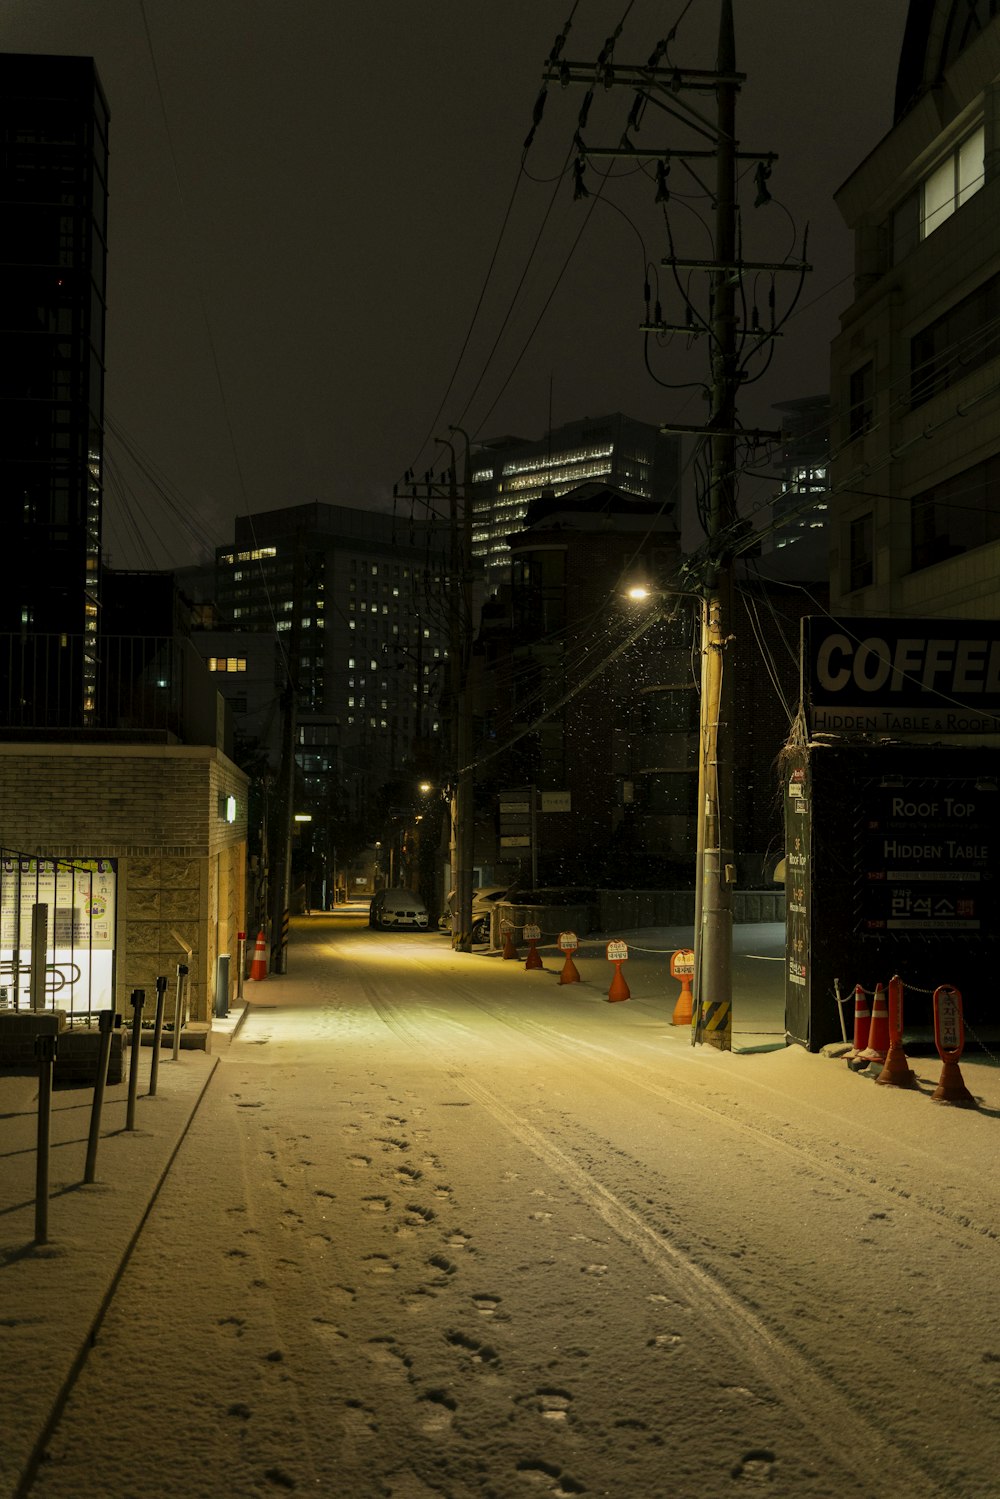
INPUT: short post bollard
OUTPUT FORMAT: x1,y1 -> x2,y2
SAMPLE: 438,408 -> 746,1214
85,1009 -> 121,1184
149,976 -> 168,1097
126,988 -> 145,1131
236,931 -> 246,1003
35,1032 -> 58,1246
171,963 -> 188,1063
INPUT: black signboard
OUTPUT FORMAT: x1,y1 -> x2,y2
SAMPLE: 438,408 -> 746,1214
783,756 -> 811,1047
855,776 -> 995,935
802,617 -> 1000,735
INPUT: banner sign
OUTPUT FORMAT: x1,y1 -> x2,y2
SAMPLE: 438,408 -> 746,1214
803,617 -> 1000,735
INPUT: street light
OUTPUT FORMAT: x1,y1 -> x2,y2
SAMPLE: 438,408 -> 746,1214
622,579 -> 732,1050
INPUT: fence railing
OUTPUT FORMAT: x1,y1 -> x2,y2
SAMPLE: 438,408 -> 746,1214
0,632 -> 184,734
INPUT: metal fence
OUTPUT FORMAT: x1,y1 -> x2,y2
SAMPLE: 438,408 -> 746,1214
0,632 -> 184,733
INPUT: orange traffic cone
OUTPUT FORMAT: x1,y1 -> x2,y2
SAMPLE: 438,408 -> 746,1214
249,929 -> 268,981
845,985 -> 871,1060
607,962 -> 630,1002
502,927 -> 519,961
558,953 -> 581,985
932,1058 -> 977,1108
856,983 -> 888,1063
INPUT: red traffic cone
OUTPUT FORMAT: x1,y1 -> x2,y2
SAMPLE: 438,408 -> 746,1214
845,985 -> 871,1060
502,926 -> 519,961
525,939 -> 543,971
607,962 -> 630,1002
857,983 -> 888,1062
249,929 -> 268,981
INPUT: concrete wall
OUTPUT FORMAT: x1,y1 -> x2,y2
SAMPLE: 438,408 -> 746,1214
0,743 -> 248,1023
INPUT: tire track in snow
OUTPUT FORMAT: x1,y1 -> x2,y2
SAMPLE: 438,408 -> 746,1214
357,971 -> 945,1499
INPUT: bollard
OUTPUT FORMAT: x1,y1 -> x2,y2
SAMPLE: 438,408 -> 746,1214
236,931 -> 246,1002
557,931 -> 581,986
523,923 -> 543,971
215,953 -> 231,1018
34,1032 -> 57,1246
126,988 -> 145,1131
149,976 -> 168,1097
606,939 -> 630,1002
932,984 -> 976,1107
172,963 -> 188,1063
670,948 -> 695,1025
875,974 -> 917,1089
85,1009 -> 121,1184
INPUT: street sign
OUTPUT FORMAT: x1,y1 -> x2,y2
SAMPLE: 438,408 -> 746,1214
558,931 -> 578,952
933,985 -> 964,1059
670,948 -> 694,979
606,939 -> 628,962
524,923 -> 541,942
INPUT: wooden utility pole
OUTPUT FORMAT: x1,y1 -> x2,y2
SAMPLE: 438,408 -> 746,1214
397,438 -> 475,951
269,535 -> 304,973
542,1 -> 806,1048
694,0 -> 738,1050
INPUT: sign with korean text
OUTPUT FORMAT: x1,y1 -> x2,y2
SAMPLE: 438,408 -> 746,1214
558,931 -> 578,952
669,948 -> 695,979
606,939 -> 628,962
524,923 -> 541,942
933,985 -> 965,1060
855,776 -> 995,934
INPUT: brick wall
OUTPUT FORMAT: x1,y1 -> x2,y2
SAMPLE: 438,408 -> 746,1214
0,744 -> 248,1023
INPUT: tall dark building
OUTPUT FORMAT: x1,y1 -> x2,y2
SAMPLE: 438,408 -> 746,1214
1,54 -> 110,722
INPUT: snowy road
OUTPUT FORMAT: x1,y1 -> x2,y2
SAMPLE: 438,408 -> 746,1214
27,912 -> 1000,1498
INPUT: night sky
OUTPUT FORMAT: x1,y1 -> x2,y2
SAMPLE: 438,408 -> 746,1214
4,1 -> 911,569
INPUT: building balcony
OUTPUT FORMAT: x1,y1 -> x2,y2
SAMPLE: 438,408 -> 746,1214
0,633 -> 228,749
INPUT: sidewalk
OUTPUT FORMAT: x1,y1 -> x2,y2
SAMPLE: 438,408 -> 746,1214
0,1034 -> 229,1498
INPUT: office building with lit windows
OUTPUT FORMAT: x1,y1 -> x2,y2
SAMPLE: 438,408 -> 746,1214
471,413 -> 681,593
829,2 -> 1000,618
1,54 -> 109,724
759,395 -> 831,582
214,503 -> 451,821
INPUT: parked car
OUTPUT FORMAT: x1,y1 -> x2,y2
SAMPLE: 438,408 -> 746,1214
369,888 -> 429,931
441,885 -> 512,944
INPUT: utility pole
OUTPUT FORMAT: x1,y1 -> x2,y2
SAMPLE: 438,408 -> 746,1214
270,534 -> 304,973
394,445 -> 476,951
542,0 -> 807,1049
693,0 -> 738,1050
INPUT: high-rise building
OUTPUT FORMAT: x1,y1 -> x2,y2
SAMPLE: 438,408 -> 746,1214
471,413 -> 681,593
1,54 -> 109,722
759,395 -> 831,581
213,503 -> 452,821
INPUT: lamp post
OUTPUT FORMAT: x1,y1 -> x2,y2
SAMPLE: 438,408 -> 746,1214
623,580 -> 729,1046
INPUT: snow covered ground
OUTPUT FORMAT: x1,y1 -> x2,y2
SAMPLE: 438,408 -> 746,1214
4,907 -> 999,1498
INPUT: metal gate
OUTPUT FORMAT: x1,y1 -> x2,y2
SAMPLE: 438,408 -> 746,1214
0,851 -> 117,1020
